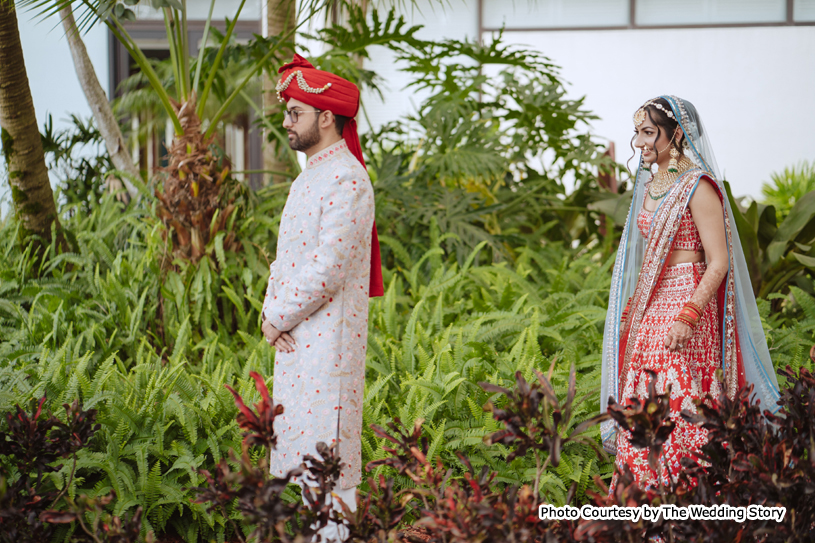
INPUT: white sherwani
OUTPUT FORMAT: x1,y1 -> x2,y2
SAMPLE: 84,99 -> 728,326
262,140 -> 373,489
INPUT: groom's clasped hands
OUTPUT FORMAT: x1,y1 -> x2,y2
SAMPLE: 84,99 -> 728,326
261,314 -> 296,353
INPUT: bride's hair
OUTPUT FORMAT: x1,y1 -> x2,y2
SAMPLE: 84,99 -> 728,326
628,97 -> 685,172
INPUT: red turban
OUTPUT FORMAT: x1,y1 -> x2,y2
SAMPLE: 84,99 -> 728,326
277,54 -> 384,298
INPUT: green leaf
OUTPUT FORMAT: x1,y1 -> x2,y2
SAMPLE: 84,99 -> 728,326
725,181 -> 762,293
587,191 -> 633,226
792,252 -> 815,269
768,190 -> 815,264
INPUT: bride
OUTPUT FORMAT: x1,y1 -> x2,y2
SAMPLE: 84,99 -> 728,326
599,96 -> 780,489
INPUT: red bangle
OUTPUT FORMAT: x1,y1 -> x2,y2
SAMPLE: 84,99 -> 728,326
686,301 -> 704,316
674,313 -> 696,326
675,308 -> 700,328
677,311 -> 699,323
675,314 -> 696,327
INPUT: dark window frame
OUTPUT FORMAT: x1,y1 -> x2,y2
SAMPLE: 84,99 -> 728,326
478,0 -> 815,33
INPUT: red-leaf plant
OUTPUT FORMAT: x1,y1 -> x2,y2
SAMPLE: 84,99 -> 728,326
357,418 -> 578,543
606,369 -> 676,475
197,364 -> 815,543
225,371 -> 284,450
579,365 -> 815,543
480,360 -> 610,501
40,493 -> 151,543
0,396 -> 105,543
193,371 -> 346,543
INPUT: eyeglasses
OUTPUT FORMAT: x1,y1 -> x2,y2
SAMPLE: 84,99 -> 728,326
284,109 -> 321,123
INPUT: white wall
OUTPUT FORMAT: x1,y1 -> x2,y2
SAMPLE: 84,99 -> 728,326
505,25 -> 815,198
359,0 -> 815,198
359,0 -> 478,134
18,10 -> 110,133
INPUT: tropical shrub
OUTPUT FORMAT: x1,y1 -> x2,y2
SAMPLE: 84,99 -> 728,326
0,187 -> 283,541
0,395 -> 146,543
727,182 -> 815,299
192,360 -> 602,543
363,228 -> 616,504
0,191 -> 618,540
761,160 -> 815,220
0,396 -> 96,542
761,287 -> 815,388
40,115 -> 113,215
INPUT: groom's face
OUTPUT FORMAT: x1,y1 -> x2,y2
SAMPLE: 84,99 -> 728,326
284,98 -> 322,152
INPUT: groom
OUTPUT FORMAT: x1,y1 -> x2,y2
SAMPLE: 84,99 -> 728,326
261,54 -> 383,540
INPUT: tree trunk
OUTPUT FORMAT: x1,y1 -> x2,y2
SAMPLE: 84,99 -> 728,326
262,0 -> 296,185
0,0 -> 60,248
60,4 -> 139,201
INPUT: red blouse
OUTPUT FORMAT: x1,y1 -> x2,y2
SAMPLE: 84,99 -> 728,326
637,206 -> 704,252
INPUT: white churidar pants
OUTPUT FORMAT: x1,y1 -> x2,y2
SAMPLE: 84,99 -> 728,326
298,474 -> 357,543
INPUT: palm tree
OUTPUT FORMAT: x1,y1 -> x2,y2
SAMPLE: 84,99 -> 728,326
262,0 -> 297,185
106,0 -> 298,260
0,0 -> 60,254
60,3 -> 139,200
23,0 -> 306,261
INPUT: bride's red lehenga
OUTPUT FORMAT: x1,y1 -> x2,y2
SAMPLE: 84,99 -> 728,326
611,204 -> 722,490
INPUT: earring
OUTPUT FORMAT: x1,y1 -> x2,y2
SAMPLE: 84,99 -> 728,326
668,145 -> 680,173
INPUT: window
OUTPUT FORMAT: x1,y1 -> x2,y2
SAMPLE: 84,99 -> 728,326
636,0 -> 786,26
479,0 -> 814,30
795,0 -> 815,21
482,0 -> 628,29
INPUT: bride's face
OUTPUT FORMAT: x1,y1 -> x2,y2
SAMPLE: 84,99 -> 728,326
633,113 -> 674,167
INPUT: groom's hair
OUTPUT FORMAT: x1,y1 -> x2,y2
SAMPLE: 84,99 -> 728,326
333,114 -> 349,136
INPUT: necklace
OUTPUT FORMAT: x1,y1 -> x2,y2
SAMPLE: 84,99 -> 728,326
648,156 -> 694,200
